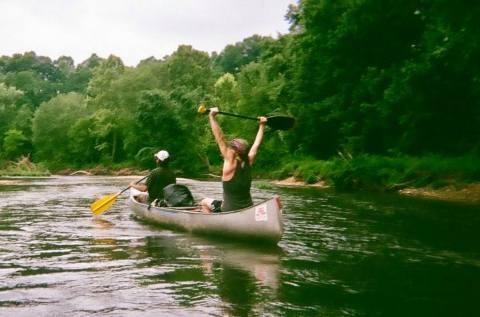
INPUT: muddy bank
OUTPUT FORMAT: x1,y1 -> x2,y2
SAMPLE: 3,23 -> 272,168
55,167 -> 147,176
272,177 -> 480,204
271,176 -> 328,188
399,183 -> 480,204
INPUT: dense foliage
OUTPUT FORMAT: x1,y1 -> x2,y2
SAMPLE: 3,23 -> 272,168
1,0 -> 479,185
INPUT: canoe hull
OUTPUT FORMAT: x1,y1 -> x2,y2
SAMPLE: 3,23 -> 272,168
129,194 -> 284,243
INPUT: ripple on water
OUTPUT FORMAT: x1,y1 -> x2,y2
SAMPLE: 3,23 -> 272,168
1,176 -> 480,317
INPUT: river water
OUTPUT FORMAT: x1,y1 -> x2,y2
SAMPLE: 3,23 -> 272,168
0,176 -> 479,316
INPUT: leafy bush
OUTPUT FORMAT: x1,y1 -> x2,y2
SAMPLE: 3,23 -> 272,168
3,129 -> 31,160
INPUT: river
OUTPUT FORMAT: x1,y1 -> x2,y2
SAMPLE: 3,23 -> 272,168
0,176 -> 479,316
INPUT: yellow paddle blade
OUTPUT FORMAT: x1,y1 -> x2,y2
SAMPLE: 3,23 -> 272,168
197,104 -> 207,113
90,193 -> 119,216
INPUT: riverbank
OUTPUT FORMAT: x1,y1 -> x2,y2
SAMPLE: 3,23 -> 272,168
0,156 -> 50,176
270,154 -> 480,204
54,167 -> 147,176
3,165 -> 478,204
272,176 -> 480,204
2,154 -> 479,204
398,183 -> 480,204
271,176 -> 328,188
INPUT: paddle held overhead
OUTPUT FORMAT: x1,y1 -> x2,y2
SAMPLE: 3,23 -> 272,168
197,104 -> 295,131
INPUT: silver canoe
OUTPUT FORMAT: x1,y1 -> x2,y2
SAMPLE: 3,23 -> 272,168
129,193 -> 284,243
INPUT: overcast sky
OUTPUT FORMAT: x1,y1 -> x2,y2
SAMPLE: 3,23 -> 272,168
0,0 -> 295,66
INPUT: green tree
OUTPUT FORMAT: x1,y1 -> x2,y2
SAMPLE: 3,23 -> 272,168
213,35 -> 275,73
32,93 -> 88,163
0,83 -> 24,154
86,55 -> 125,109
283,0 -> 480,158
67,117 -> 99,164
10,104 -> 34,138
89,108 -> 123,162
54,56 -> 75,76
1,51 -> 63,107
3,129 -> 31,160
134,90 -> 203,174
163,45 -> 213,93
213,73 -> 239,108
63,54 -> 104,93
4,70 -> 55,107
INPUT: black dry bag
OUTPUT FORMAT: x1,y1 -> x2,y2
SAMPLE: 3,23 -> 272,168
162,184 -> 195,207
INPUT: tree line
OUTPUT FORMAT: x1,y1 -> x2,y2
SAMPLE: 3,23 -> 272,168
1,0 -> 479,179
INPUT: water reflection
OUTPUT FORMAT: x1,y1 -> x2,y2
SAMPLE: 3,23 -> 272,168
91,218 -> 116,229
1,176 -> 480,316
137,233 -> 281,316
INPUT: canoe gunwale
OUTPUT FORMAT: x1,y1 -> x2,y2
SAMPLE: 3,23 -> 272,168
130,196 -> 281,215
129,193 -> 284,243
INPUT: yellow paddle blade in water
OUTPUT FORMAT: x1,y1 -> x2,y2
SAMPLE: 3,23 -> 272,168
90,193 -> 119,216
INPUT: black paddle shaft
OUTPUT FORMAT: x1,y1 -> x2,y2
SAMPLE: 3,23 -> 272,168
204,109 -> 295,131
217,111 -> 259,121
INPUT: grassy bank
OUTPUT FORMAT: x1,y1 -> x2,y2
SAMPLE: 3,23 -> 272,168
273,154 -> 480,192
0,156 -> 50,176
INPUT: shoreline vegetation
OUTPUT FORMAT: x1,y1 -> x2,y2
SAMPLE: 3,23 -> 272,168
269,154 -> 480,204
1,155 -> 479,204
0,156 -> 50,177
1,2 -> 479,206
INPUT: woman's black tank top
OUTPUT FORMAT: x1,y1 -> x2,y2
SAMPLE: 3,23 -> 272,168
222,159 -> 253,211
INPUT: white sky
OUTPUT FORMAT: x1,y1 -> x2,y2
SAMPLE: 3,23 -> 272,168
0,0 -> 295,66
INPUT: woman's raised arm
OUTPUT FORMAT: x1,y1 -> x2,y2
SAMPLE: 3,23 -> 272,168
248,116 -> 267,165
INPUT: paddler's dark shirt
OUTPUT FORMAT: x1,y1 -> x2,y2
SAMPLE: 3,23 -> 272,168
222,159 -> 253,211
146,166 -> 176,203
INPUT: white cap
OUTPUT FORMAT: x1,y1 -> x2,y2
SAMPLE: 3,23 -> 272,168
154,150 -> 169,161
